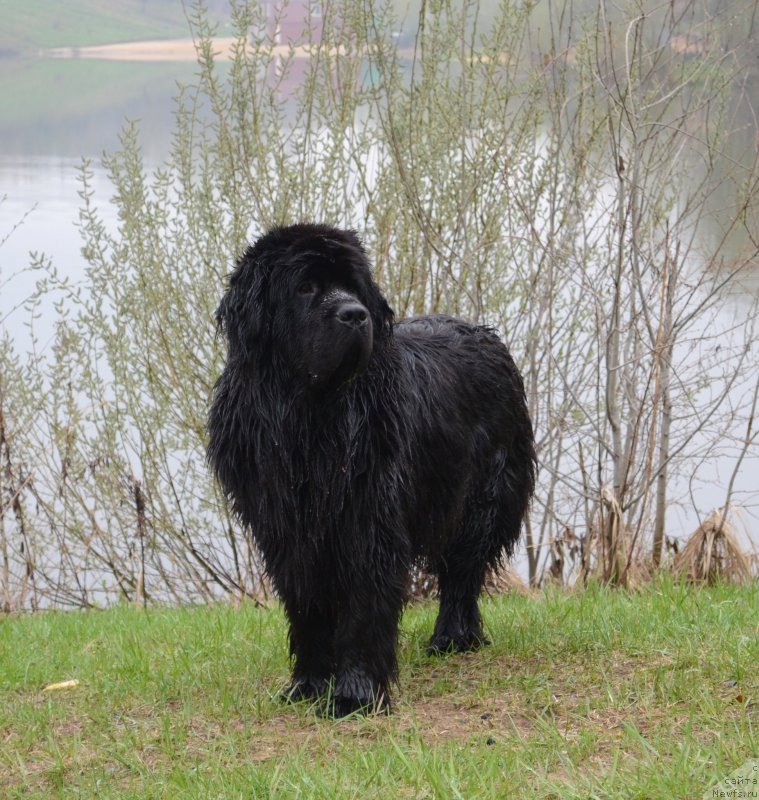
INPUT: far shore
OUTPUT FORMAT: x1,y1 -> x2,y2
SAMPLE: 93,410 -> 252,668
43,37 -> 304,63
41,36 -> 418,64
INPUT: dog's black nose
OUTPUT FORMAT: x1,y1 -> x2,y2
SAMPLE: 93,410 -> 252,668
337,302 -> 369,327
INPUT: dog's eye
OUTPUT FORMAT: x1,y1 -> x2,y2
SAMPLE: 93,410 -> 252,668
298,281 -> 318,296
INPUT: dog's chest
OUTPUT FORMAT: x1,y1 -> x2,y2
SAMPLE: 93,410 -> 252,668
254,416 -> 365,522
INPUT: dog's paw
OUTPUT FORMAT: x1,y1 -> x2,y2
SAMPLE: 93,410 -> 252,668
426,632 -> 491,656
323,669 -> 391,717
280,675 -> 329,704
327,692 -> 390,718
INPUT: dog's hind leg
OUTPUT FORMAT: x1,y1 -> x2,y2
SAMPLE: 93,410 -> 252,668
428,448 -> 529,655
427,541 -> 491,655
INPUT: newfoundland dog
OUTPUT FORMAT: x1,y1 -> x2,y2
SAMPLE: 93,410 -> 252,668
207,223 -> 536,716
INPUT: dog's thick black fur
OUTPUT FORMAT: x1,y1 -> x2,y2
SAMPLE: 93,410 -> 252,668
207,223 -> 536,716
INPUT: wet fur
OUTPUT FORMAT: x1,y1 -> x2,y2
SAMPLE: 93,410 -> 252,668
207,223 -> 536,715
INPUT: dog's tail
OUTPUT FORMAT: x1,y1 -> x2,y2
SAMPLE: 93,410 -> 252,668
476,370 -> 537,564
493,419 -> 537,560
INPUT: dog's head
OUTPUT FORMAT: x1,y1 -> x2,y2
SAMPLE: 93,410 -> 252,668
216,223 -> 394,390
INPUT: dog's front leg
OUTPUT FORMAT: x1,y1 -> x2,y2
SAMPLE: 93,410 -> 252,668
328,553 -> 407,716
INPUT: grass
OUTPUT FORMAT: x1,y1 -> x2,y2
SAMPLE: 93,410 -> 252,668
0,58 -> 201,131
1,578 -> 757,798
1,0 -> 196,52
0,56 -> 207,156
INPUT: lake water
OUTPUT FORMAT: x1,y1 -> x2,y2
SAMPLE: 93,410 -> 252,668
1,54 -> 192,341
2,156 -> 107,341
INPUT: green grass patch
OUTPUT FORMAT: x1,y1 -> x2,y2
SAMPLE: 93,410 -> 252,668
1,0 -> 195,52
0,58 -> 200,131
1,578 -> 757,798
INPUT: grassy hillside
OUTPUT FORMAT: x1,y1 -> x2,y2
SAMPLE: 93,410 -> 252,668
0,58 -> 199,128
1,0 -> 205,52
1,579 -> 757,798
0,55 -> 206,156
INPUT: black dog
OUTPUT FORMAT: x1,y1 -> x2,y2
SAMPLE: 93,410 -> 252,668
207,223 -> 536,715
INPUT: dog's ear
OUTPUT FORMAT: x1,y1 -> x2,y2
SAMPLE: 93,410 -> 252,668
380,294 -> 395,332
365,280 -> 394,341
215,246 -> 269,358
